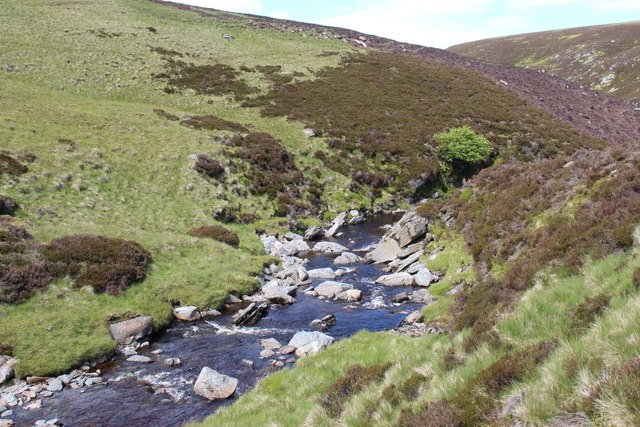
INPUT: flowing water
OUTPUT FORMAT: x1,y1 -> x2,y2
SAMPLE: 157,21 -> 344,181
13,215 -> 421,426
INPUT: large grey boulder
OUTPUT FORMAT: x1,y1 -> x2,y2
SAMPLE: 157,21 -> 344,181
262,281 -> 296,305
288,331 -> 334,356
334,252 -> 362,265
313,241 -> 348,253
109,316 -> 153,345
194,367 -> 238,400
173,306 -> 201,322
414,267 -> 434,287
384,210 -> 428,248
365,239 -> 402,264
314,281 -> 353,299
376,272 -> 414,286
325,212 -> 347,238
308,268 -> 336,279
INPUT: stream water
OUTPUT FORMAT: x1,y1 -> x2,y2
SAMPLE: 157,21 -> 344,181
12,215 -> 421,426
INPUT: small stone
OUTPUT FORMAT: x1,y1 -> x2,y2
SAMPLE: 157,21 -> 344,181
279,345 -> 296,355
127,355 -> 153,363
393,292 -> 409,303
152,349 -> 164,355
163,358 -> 182,367
201,309 -> 222,319
241,359 -> 254,367
260,349 -> 275,359
260,338 -> 281,350
26,399 -> 42,410
1,409 -> 13,417
41,391 -> 53,398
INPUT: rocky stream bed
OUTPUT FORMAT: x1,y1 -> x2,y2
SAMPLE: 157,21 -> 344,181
1,211 -> 446,427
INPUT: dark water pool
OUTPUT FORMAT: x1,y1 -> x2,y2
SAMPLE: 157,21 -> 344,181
13,215 -> 420,426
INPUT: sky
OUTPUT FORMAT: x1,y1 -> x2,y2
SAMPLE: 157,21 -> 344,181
169,0 -> 640,48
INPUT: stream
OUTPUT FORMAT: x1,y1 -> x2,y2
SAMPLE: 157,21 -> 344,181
11,215 -> 422,426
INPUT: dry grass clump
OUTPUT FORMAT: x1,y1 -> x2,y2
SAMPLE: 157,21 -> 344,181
0,152 -> 28,176
187,225 -> 239,248
182,114 -> 248,132
319,363 -> 391,418
399,340 -> 557,426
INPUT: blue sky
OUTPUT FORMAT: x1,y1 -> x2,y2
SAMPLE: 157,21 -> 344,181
170,1 -> 640,48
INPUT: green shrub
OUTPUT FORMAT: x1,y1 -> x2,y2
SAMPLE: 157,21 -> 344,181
436,125 -> 492,167
319,363 -> 391,418
187,225 -> 240,248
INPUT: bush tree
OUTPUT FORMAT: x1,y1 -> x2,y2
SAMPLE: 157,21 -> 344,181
436,126 -> 492,171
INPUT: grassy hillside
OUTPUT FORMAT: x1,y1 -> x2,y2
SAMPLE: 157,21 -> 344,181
1,1 -> 639,426
449,21 -> 640,104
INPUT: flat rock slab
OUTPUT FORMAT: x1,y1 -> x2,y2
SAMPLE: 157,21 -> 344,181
308,268 -> 336,279
313,241 -> 348,253
314,281 -> 353,299
127,355 -> 153,363
365,239 -> 401,264
376,272 -> 414,286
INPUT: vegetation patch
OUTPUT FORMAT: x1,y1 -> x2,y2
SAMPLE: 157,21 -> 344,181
182,114 -> 248,132
0,195 -> 18,215
436,125 -> 493,178
568,293 -> 611,336
153,108 -> 179,121
246,51 -> 601,200
0,152 -> 28,176
381,372 -> 427,406
165,63 -> 257,100
399,340 -> 557,426
226,132 -> 304,199
319,363 -> 391,418
187,225 -> 240,248
40,235 -> 152,296
193,154 -> 225,179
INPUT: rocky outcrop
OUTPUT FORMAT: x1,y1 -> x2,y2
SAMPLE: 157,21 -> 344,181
109,316 -> 153,346
384,210 -> 428,248
193,367 -> 238,400
288,331 -> 334,357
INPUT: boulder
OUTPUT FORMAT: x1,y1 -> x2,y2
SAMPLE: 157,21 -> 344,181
232,302 -> 268,326
414,268 -> 434,287
411,289 -> 434,305
365,239 -> 402,264
109,316 -> 153,345
288,331 -> 334,357
314,281 -> 353,299
325,212 -> 347,238
334,252 -> 362,265
348,210 -> 366,225
308,268 -> 336,279
46,379 -> 63,392
284,232 -> 303,241
164,358 -> 181,367
173,306 -> 201,322
271,239 -> 310,257
260,338 -> 281,350
403,311 -> 424,325
394,251 -> 424,272
303,128 -> 318,138
310,314 -> 336,330
384,210 -> 428,248
338,289 -> 362,302
397,242 -> 424,259
313,241 -> 348,253
376,272 -> 414,287
304,226 -> 325,241
193,367 -> 238,400
392,292 -> 409,303
0,357 -> 17,384
262,282 -> 296,305
260,235 -> 279,253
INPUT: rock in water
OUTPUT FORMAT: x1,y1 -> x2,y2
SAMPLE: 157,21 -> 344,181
127,355 -> 153,363
307,268 -> 336,279
365,239 -> 402,263
314,281 -> 353,299
313,241 -> 348,253
304,226 -> 325,240
288,331 -> 334,356
376,272 -> 414,286
232,302 -> 268,326
325,212 -> 347,238
310,314 -> 336,330
193,367 -> 238,400
108,316 -> 153,345
173,306 -> 201,322
334,252 -> 362,265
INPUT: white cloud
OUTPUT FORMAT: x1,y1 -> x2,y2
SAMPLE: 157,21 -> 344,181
319,0 -> 499,48
169,0 -> 264,14
271,11 -> 291,20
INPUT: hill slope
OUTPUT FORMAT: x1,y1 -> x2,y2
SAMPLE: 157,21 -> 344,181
449,21 -> 640,105
0,1 -> 638,427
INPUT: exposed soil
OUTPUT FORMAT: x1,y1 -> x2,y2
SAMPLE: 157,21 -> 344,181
151,1 -> 640,149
